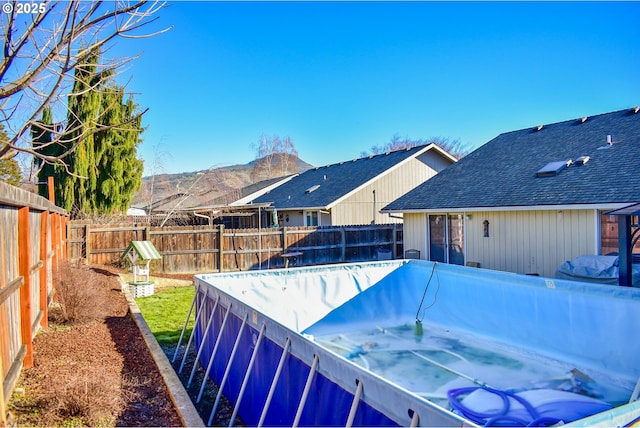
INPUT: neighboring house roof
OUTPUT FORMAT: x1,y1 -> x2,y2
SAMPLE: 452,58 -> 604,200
228,175 -> 297,206
126,207 -> 147,216
252,143 -> 455,210
384,107 -> 640,212
136,193 -> 187,211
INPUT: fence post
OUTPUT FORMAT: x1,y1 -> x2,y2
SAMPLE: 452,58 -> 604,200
144,225 -> 151,241
63,217 -> 68,262
47,176 -> 54,204
282,227 -> 288,253
40,211 -> 49,329
340,227 -> 346,262
51,213 -> 59,298
18,207 -> 34,369
85,224 -> 91,264
218,224 -> 224,272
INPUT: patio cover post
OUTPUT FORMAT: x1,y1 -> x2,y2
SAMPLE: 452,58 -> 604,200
605,203 -> 640,287
618,215 -> 632,287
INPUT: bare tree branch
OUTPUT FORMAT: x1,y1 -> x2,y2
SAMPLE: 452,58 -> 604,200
251,134 -> 300,181
0,0 -> 169,163
362,134 -> 471,159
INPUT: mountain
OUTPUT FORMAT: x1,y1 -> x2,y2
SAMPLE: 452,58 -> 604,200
131,155 -> 314,212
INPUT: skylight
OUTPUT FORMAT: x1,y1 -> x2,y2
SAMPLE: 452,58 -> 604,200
305,184 -> 320,194
536,160 -> 572,177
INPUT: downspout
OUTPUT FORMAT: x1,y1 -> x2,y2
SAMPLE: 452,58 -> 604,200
372,190 -> 376,224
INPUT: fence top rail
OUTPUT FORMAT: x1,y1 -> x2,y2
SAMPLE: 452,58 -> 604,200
87,226 -> 147,233
72,222 -> 402,234
0,181 -> 67,215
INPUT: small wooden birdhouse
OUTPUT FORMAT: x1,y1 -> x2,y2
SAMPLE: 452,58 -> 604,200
121,241 -> 162,296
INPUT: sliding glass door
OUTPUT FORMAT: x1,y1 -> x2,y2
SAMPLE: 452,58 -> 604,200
428,214 -> 464,265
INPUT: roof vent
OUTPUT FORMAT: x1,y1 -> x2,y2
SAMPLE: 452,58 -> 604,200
580,116 -> 588,123
305,184 -> 320,194
574,156 -> 590,165
597,135 -> 615,150
536,124 -> 544,131
633,106 -> 639,114
323,175 -> 327,181
536,160 -> 573,177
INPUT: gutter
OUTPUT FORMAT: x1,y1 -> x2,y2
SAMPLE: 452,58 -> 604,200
382,202 -> 632,214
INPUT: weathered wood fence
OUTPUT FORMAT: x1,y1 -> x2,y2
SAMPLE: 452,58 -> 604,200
0,181 -> 68,424
68,222 -> 403,273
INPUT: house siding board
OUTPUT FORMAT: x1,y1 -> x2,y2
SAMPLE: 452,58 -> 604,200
282,211 -> 304,227
416,149 -> 452,173
462,209 -> 596,277
403,214 -> 427,259
332,157 -> 440,225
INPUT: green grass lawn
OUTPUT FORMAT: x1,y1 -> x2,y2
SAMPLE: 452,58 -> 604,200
135,286 -> 195,345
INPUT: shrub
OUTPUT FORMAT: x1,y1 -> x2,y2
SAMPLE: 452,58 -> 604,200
55,261 -> 102,324
52,371 -> 123,426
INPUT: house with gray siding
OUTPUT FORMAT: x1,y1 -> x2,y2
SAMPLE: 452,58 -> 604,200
382,107 -> 640,277
249,143 -> 457,227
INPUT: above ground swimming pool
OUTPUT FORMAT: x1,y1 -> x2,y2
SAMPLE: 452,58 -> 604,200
186,260 -> 640,427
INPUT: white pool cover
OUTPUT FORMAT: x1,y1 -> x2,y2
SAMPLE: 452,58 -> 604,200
192,260 -> 640,427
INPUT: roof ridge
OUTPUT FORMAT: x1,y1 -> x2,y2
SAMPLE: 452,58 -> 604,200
524,106 -> 639,133
313,143 -> 431,170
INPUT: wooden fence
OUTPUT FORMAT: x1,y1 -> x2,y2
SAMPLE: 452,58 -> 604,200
0,181 -> 68,424
68,222 -> 403,273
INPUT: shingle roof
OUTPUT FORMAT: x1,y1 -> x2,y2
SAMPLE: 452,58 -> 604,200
252,144 -> 446,209
384,107 -> 640,211
237,175 -> 295,200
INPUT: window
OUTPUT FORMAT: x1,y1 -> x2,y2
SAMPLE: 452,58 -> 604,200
305,210 -> 319,226
536,160 -> 572,177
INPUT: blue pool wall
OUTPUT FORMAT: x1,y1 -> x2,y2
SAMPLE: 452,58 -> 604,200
197,302 -> 399,426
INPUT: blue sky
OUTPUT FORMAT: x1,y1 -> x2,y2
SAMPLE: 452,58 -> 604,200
114,1 -> 640,176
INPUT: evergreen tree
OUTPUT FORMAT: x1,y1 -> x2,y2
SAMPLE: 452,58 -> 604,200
32,107 -> 66,200
0,124 -> 21,186
94,87 -> 144,213
61,51 -> 104,214
32,51 -> 144,217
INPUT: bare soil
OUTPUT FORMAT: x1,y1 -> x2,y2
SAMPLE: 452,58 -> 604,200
7,266 -> 183,427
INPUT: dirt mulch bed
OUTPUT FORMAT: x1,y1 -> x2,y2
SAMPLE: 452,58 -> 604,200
8,265 -> 183,427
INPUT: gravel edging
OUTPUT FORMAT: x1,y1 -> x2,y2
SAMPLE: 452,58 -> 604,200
119,278 -> 205,427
